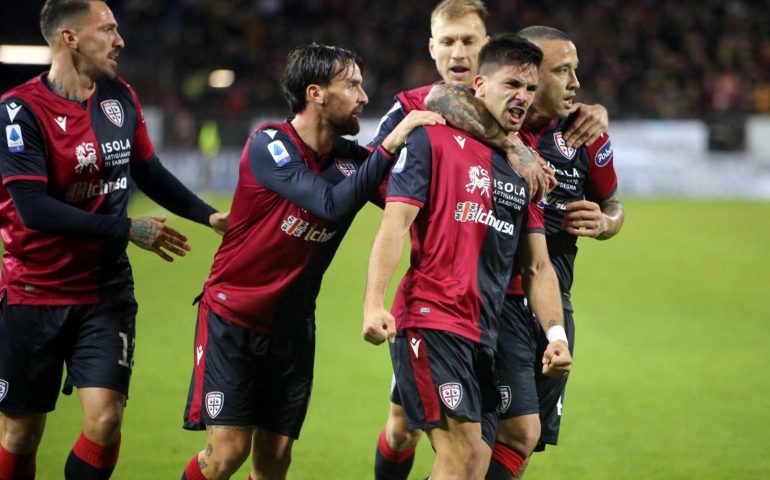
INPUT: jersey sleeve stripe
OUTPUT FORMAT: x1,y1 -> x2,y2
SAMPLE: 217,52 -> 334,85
2,174 -> 48,185
386,196 -> 424,208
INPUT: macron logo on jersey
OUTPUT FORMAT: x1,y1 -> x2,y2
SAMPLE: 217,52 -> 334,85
55,116 -> 67,132
454,201 -> 515,235
268,140 -> 291,166
6,102 -> 21,122
454,135 -> 466,149
281,215 -> 337,243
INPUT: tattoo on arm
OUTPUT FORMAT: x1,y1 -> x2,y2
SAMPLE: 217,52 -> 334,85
547,320 -> 558,330
129,218 -> 162,249
425,84 -> 507,151
198,456 -> 208,470
598,193 -> 625,240
205,443 -> 213,456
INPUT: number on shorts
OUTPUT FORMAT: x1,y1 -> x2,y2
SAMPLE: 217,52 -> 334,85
118,332 -> 132,368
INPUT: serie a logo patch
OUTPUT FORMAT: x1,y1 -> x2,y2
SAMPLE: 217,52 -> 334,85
205,391 -> 224,418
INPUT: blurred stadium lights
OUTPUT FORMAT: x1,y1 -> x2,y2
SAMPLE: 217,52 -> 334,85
0,45 -> 50,65
208,69 -> 235,89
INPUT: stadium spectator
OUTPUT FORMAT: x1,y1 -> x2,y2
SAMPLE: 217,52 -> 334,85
179,43 -> 443,480
0,1 -> 227,479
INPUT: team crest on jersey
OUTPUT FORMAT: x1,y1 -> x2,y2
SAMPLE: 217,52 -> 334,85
0,379 -> 8,402
100,100 -> 124,127
465,166 -> 491,197
205,391 -> 224,418
335,159 -> 357,177
268,140 -> 291,166
594,138 -> 613,167
553,132 -> 576,160
439,382 -> 462,410
5,124 -> 24,153
498,386 -> 511,413
74,142 -> 99,173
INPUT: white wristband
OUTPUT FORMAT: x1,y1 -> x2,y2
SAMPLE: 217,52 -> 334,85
546,325 -> 568,345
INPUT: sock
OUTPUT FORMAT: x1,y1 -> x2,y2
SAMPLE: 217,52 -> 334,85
182,455 -> 206,480
64,432 -> 120,480
0,443 -> 36,480
513,457 -> 529,479
374,428 -> 416,480
486,442 -> 526,480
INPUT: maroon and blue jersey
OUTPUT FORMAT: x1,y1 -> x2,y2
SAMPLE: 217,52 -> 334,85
202,120 -> 394,333
369,84 -> 435,148
387,125 -> 530,349
0,75 -> 155,305
519,115 -> 618,307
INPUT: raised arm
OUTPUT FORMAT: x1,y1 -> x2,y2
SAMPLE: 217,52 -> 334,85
362,201 -> 420,345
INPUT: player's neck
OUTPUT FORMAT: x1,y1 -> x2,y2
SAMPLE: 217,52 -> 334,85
525,108 -> 554,131
47,54 -> 96,103
291,114 -> 335,155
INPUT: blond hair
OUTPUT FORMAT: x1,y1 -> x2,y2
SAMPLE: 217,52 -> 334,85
430,0 -> 488,28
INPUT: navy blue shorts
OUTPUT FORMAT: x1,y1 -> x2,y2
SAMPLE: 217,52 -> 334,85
183,302 -> 315,439
496,294 -> 575,448
0,293 -> 137,414
389,328 -> 500,447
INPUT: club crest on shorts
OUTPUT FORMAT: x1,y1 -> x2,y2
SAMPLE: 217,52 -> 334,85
498,385 -> 511,413
100,100 -> 124,127
205,391 -> 224,418
0,379 -> 8,402
553,132 -> 576,159
439,382 -> 462,410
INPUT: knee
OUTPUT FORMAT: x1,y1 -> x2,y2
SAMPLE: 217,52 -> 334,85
386,422 -> 421,451
83,410 -> 123,442
203,441 -> 252,479
254,440 -> 292,471
450,437 -> 488,473
496,416 -> 540,456
1,416 -> 45,454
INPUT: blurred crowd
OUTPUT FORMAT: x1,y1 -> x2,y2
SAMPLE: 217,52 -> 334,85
3,0 -> 769,146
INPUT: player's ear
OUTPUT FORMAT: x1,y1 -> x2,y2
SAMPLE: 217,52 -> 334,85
60,27 -> 79,50
428,37 -> 436,60
473,75 -> 485,98
306,84 -> 326,107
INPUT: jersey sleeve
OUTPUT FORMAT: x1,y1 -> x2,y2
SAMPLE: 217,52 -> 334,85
367,99 -> 405,148
524,201 -> 545,234
249,128 -> 394,223
0,99 -> 48,184
124,82 -> 156,163
385,127 -> 431,208
585,134 -> 618,202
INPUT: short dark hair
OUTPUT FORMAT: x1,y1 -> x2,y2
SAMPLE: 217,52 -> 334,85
517,26 -> 571,43
40,0 -> 103,44
281,43 -> 363,114
478,33 -> 543,76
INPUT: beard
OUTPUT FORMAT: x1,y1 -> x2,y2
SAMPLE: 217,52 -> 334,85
327,112 -> 361,137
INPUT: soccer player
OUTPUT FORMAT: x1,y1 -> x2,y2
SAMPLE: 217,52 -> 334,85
428,26 -> 626,478
0,1 -> 227,479
179,44 -> 443,480
370,2 -> 607,478
363,34 -> 569,480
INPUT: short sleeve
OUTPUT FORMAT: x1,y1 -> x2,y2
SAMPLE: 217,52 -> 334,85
585,134 -> 618,202
386,127 -> 432,208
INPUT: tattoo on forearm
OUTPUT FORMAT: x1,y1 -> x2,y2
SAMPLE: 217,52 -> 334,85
547,320 -> 558,329
598,194 -> 625,240
426,85 -> 505,148
511,137 -> 538,167
198,457 -> 208,470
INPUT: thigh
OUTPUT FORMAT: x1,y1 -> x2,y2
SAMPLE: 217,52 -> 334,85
390,328 -> 483,432
0,300 -> 70,414
534,307 -> 575,447
496,296 -> 539,420
64,297 -> 138,397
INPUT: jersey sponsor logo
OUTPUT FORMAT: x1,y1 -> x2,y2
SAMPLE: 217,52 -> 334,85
100,100 -> 124,127
100,138 -> 132,167
65,176 -> 128,202
493,178 -> 527,208
498,385 -> 511,413
553,132 -> 576,159
392,147 -> 407,173
409,336 -> 421,358
454,201 -> 515,235
439,382 -> 462,410
465,166 -> 491,198
205,391 -> 224,419
5,102 -> 21,122
267,140 -> 291,166
5,124 -> 24,153
594,138 -> 613,167
0,379 -> 8,402
280,215 -> 337,243
454,134 -> 466,149
75,142 -> 99,173
335,159 -> 357,177
542,195 -> 568,211
55,115 -> 67,132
